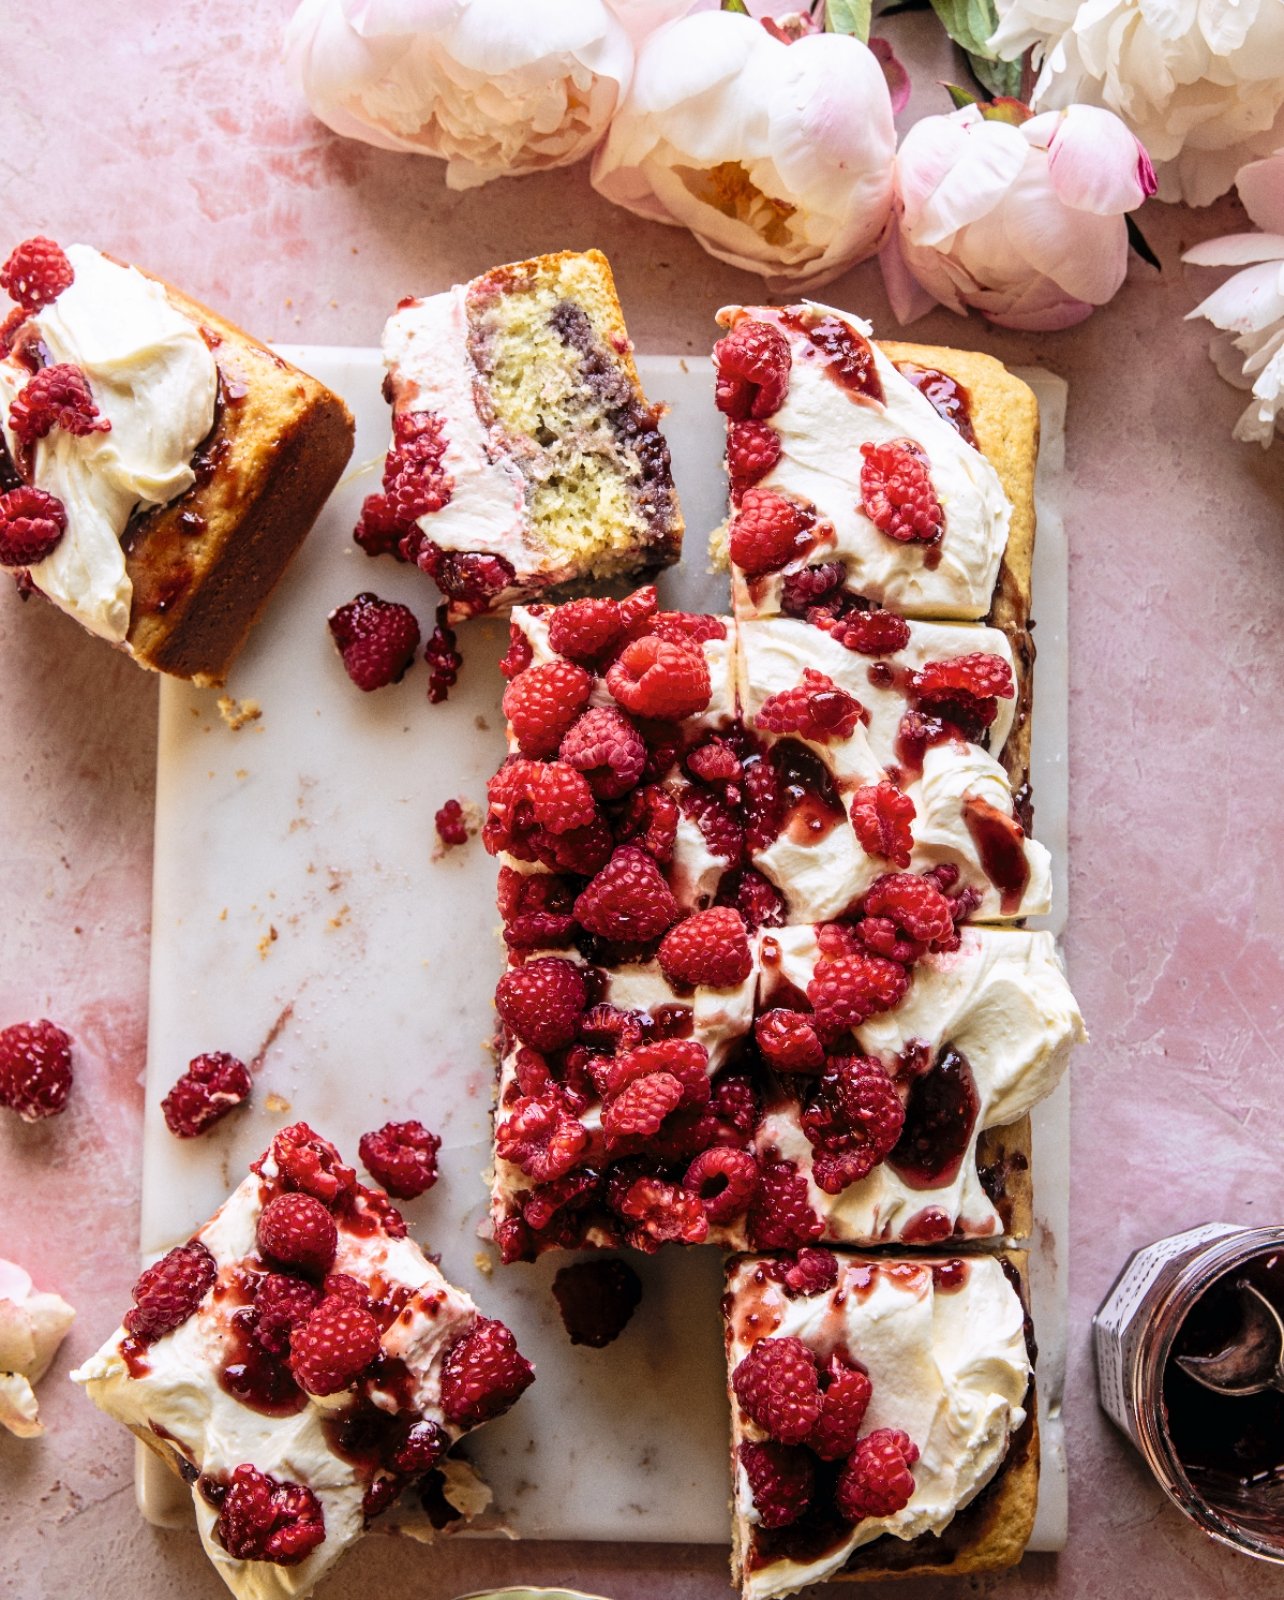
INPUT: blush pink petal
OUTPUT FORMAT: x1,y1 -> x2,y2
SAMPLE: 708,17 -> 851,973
897,112 -> 1028,247
1042,104 -> 1153,214
1234,152 -> 1284,236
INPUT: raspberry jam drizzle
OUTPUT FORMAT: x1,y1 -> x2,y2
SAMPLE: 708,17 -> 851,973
773,741 -> 847,846
894,362 -> 977,448
887,1046 -> 980,1188
963,794 -> 1031,914
778,311 -> 884,403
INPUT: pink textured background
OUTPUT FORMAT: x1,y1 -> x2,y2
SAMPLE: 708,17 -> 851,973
2,4 -> 1283,1598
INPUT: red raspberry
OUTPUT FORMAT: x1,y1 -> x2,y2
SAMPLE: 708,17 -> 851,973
496,868 -> 576,950
0,307 -> 27,359
552,1257 -> 643,1348
161,1051 -> 251,1138
530,762 -> 597,835
440,1315 -> 535,1426
683,1146 -> 758,1225
257,1193 -> 338,1276
606,635 -> 711,721
358,1119 -> 441,1199
710,1070 -> 762,1139
802,1057 -> 905,1193
578,1003 -> 644,1057
827,607 -> 912,656
352,491 -> 406,558
560,706 -> 646,801
217,1463 -> 325,1566
809,1355 -> 874,1460
678,786 -> 743,865
289,1293 -> 382,1395
722,867 -> 786,931
328,592 -> 421,691
617,583 -> 658,634
382,409 -> 453,524
252,1273 -> 321,1356
389,1417 -> 449,1475
748,1159 -> 823,1250
738,1441 -> 814,1530
755,1009 -> 824,1074
124,1240 -> 216,1343
0,238 -> 73,311
780,1246 -> 839,1298
850,782 -> 915,869
713,319 -> 791,420
435,550 -> 514,609
911,651 -> 1014,724
9,363 -> 110,446
807,953 -> 910,1040
547,596 -> 624,663
863,873 -> 955,949
835,1428 -> 920,1522
434,797 -> 471,850
615,783 -> 680,862
728,488 -> 815,577
496,1092 -> 589,1180
0,485 -> 67,567
658,907 -> 752,989
726,418 -> 782,501
685,736 -> 741,785
600,1039 -> 710,1108
640,610 -> 729,648
322,1272 -> 370,1307
531,817 -> 615,877
495,957 -> 587,1052
0,1018 -> 73,1120
756,667 -> 865,743
615,1175 -> 709,1249
781,561 -> 845,616
573,845 -> 679,942
602,1071 -> 684,1149
503,660 -> 594,758
733,1335 -> 822,1443
521,1168 -> 600,1236
743,747 -> 784,855
499,623 -> 534,680
860,439 -> 943,545
424,604 -> 462,703
261,1123 -> 356,1204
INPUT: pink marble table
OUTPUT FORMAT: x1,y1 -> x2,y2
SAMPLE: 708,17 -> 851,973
2,4 -> 1283,1598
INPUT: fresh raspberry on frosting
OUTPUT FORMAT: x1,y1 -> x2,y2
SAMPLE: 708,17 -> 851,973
802,1055 -> 905,1193
383,409 -> 453,527
658,907 -> 752,989
0,1018 -> 73,1120
728,488 -> 815,577
602,1071 -> 685,1149
389,1417 -> 449,1475
252,1274 -> 321,1356
606,635 -> 711,721
779,1246 -> 840,1298
216,1463 -> 326,1566
496,867 -> 576,950
722,867 -> 786,931
547,596 -> 624,664
498,622 -> 534,680
685,736 -> 741,785
862,872 -> 956,950
738,1440 -> 814,1530
503,660 -> 594,757
835,1428 -> 920,1522
440,1315 -> 534,1426
748,1159 -> 824,1250
352,491 -> 405,558
755,1009 -> 824,1074
9,363 -> 110,446
0,486 -> 67,567
615,1174 -> 709,1250
683,1146 -> 758,1225
599,1038 -> 710,1108
713,319 -> 791,420
756,667 -> 865,743
161,1051 -> 251,1138
256,1193 -> 338,1276
711,1069 -> 762,1140
860,439 -> 944,545
124,1240 -> 217,1344
262,1123 -> 357,1204
911,652 -> 1015,720
825,607 -> 912,656
0,238 -> 73,311
328,592 -> 421,691
434,550 -> 514,609
289,1293 -> 382,1396
358,1119 -> 441,1199
780,561 -> 844,616
850,782 -> 916,869
573,845 -> 680,943
678,786 -> 743,866
733,1335 -> 823,1444
635,610 -> 728,648
807,953 -> 911,1040
530,761 -> 597,835
552,1257 -> 643,1348
616,583 -> 658,635
809,1354 -> 874,1461
560,706 -> 647,800
496,1092 -> 589,1181
495,957 -> 588,1052
725,419 -> 782,501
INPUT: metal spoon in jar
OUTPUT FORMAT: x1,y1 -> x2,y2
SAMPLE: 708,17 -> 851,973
1175,1281 -> 1284,1397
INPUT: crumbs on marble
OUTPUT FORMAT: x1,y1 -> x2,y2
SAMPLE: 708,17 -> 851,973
218,907 -> 228,921
217,695 -> 262,732
474,714 -> 489,732
473,1251 -> 495,1278
257,926 -> 278,958
264,1092 -> 291,1114
326,904 -> 351,930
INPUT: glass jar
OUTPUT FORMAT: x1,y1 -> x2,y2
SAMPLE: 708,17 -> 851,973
1093,1221 -> 1284,1563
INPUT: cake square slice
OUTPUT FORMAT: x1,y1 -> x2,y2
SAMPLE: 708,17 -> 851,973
724,1248 -> 1038,1599
736,616 -> 1050,922
0,238 -> 354,684
358,250 -> 683,620
713,304 -> 1036,630
749,926 -> 1083,1248
72,1124 -> 534,1600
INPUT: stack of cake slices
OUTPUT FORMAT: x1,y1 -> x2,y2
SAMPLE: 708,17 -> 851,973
482,297 -> 1084,1594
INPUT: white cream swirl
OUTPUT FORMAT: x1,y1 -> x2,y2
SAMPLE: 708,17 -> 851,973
0,244 -> 217,642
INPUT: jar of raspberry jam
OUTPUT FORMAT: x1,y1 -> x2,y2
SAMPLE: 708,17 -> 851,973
1094,1222 -> 1284,1563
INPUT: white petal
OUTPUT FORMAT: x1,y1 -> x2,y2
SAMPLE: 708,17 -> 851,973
1183,232 -> 1284,267
0,1374 -> 41,1439
1187,260 -> 1284,333
999,165 -> 1128,302
1234,153 -> 1284,235
897,114 -> 1030,248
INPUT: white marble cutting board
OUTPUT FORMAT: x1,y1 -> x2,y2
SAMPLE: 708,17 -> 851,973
138,349 -> 1072,1550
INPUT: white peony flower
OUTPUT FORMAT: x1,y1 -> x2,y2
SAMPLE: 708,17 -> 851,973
1185,152 -> 1284,445
0,1259 -> 74,1438
990,0 -> 1284,206
590,9 -> 896,291
283,0 -> 636,190
882,101 -> 1154,331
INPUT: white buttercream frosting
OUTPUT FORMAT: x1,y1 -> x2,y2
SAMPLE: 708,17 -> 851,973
719,303 -> 1012,620
72,1152 -> 482,1600
0,244 -> 217,642
726,1253 -> 1031,1599
755,925 -> 1082,1243
0,1259 -> 75,1438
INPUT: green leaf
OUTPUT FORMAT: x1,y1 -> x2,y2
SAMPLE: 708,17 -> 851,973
1126,214 -> 1161,271
967,49 -> 1022,99
928,0 -> 999,57
945,81 -> 979,110
824,0 -> 873,40
721,0 -> 750,13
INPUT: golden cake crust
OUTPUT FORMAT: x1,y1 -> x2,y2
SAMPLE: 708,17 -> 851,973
121,276 -> 354,686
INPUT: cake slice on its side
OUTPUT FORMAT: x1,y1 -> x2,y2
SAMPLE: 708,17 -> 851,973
723,1249 -> 1039,1599
0,238 -> 353,685
359,250 -> 683,621
72,1124 -> 533,1600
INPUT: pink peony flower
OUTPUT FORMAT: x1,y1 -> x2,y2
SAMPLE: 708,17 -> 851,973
882,100 -> 1155,332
